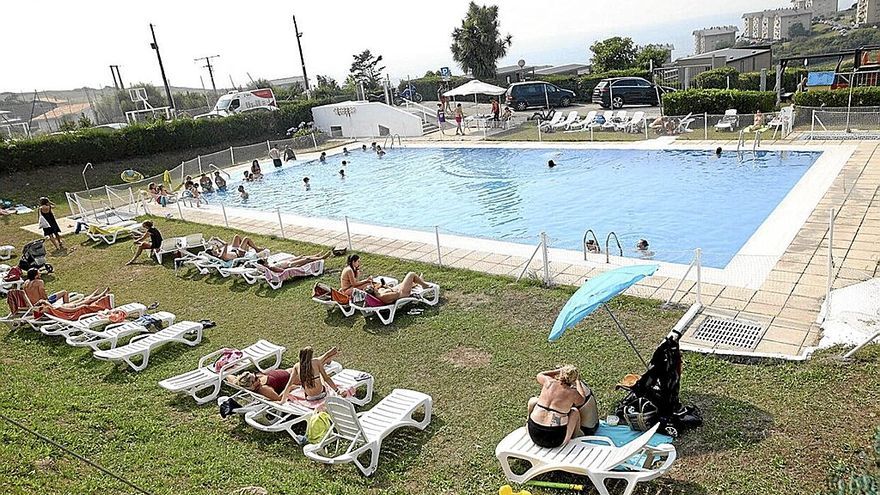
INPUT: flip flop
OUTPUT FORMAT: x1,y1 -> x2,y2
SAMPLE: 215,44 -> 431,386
199,319 -> 216,329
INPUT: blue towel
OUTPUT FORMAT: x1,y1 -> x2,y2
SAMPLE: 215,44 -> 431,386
592,421 -> 674,447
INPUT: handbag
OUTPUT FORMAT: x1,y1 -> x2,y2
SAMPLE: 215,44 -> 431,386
38,214 -> 50,229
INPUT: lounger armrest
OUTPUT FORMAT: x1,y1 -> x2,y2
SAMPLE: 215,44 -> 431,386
576,436 -> 616,447
218,355 -> 260,374
197,348 -> 229,368
127,333 -> 153,344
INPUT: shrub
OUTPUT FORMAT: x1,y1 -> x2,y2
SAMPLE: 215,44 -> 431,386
0,99 -> 327,172
738,67 -> 808,91
793,87 -> 880,107
662,89 -> 777,115
695,67 -> 739,89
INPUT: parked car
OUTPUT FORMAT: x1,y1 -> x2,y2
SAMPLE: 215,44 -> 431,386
592,77 -> 674,109
505,82 -> 576,111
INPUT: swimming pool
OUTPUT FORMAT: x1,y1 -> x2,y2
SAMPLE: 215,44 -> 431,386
209,146 -> 822,268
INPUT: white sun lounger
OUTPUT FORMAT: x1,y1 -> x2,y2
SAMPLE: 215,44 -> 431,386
564,111 -> 597,132
538,112 -> 565,131
40,301 -> 147,337
714,109 -> 738,132
93,321 -> 204,371
235,260 -> 325,289
589,110 -> 612,129
154,233 -> 206,264
0,289 -> 86,328
0,246 -> 14,260
620,111 -> 645,133
65,311 -> 176,351
350,281 -> 440,325
495,423 -> 677,495
602,110 -> 627,130
225,367 -> 374,440
159,339 -> 286,404
551,111 -> 579,131
303,388 -> 433,476
85,221 -> 142,245
26,293 -> 118,333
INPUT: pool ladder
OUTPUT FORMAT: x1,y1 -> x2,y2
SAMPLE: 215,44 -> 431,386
383,134 -> 402,149
736,129 -> 762,154
583,229 -> 623,263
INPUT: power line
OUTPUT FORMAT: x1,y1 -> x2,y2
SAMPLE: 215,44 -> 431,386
1,413 -> 154,495
194,54 -> 220,96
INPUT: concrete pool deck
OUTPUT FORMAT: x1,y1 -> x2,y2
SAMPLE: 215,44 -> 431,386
44,137 -> 880,360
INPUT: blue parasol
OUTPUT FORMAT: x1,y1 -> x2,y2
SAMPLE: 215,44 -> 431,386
549,264 -> 659,367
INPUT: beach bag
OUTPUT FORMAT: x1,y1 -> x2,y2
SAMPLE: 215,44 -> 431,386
620,396 -> 659,432
38,214 -> 50,229
214,348 -> 243,372
313,282 -> 332,300
107,309 -> 128,324
3,266 -> 22,282
306,411 -> 333,444
218,396 -> 242,419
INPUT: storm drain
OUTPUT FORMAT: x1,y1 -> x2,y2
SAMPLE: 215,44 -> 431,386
693,316 -> 766,350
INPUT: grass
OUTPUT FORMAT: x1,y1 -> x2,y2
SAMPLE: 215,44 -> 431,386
1,211 -> 878,493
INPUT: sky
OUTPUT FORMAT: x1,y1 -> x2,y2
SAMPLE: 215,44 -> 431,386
1,0 -> 849,94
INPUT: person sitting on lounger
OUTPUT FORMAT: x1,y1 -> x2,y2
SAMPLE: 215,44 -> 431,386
526,365 -> 595,448
256,251 -> 330,272
744,110 -> 765,132
126,221 -> 162,265
340,254 -> 372,296
207,235 -> 265,261
23,268 -> 69,305
369,272 -> 431,304
229,346 -> 340,402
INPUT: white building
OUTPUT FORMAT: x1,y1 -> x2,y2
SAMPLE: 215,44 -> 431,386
311,101 -> 425,138
792,0 -> 837,17
743,8 -> 812,41
693,26 -> 737,54
856,0 -> 880,26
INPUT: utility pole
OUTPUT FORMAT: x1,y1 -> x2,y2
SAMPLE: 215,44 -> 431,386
194,54 -> 220,96
292,15 -> 310,91
149,23 -> 175,109
110,66 -> 119,90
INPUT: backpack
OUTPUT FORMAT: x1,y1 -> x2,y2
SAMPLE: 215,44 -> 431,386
306,411 -> 332,444
214,348 -> 243,372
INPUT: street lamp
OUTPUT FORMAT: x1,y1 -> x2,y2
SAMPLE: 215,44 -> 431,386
292,15 -> 310,92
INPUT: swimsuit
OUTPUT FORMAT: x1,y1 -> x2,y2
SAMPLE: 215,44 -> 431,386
264,369 -> 290,394
527,417 -> 567,448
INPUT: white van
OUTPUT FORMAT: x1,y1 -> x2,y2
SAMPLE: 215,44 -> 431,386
196,89 -> 279,119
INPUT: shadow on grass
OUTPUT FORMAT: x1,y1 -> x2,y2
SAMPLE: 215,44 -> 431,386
99,336 -> 214,384
321,310 -> 357,329
359,301 -> 444,335
675,391 -> 774,457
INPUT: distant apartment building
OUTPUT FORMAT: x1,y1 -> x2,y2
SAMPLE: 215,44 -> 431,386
792,0 -> 837,17
693,26 -> 737,54
856,0 -> 880,26
743,8 -> 812,41
673,47 -> 773,73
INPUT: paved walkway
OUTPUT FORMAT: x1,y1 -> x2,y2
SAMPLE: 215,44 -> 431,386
37,137 -> 879,360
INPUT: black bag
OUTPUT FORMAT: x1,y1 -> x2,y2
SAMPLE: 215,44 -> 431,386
619,396 -> 659,432
219,397 -> 242,418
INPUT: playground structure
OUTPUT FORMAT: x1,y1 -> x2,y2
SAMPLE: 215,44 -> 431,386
124,87 -> 173,124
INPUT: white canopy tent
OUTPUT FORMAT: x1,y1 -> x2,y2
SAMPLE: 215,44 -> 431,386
443,79 -> 506,104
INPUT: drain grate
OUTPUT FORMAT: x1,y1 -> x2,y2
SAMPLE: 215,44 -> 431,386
693,316 -> 765,350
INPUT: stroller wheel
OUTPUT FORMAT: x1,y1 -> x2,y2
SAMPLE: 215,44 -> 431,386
44,264 -> 54,274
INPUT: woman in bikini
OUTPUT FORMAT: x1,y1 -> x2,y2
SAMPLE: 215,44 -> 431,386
339,254 -> 372,296
371,272 -> 431,304
257,251 -> 331,272
526,365 -> 595,448
229,346 -> 339,402
207,235 -> 265,261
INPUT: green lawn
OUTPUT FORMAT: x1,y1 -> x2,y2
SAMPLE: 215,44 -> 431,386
1,206 -> 878,494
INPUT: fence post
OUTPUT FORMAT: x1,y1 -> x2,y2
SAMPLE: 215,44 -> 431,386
434,226 -> 443,267
704,112 -> 708,140
176,199 -> 184,220
276,208 -> 285,238
540,232 -> 550,287
344,216 -> 353,249
590,126 -> 593,142
312,133 -> 318,151
229,146 -> 235,165
266,140 -> 271,151
197,155 -> 203,175
537,122 -> 542,142
695,248 -> 702,306
644,120 -> 648,139
826,208 -> 834,320
810,109 -> 815,140
221,203 -> 229,228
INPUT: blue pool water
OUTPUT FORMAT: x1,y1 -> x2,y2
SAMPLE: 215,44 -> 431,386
209,147 -> 821,268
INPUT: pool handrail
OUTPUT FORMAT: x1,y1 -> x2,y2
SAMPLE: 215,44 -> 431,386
583,229 -> 600,260
605,232 -> 623,264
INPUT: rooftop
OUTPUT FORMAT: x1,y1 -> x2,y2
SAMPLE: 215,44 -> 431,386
743,7 -> 812,17
533,63 -> 591,75
693,25 -> 739,35
677,46 -> 772,62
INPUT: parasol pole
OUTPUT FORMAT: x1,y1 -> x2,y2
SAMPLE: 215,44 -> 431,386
602,303 -> 647,368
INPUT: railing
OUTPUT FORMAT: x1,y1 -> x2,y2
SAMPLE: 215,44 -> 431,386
399,98 -> 437,125
605,232 -> 622,264
515,232 -> 552,287
383,134 -> 402,149
664,248 -> 702,308
583,229 -> 600,260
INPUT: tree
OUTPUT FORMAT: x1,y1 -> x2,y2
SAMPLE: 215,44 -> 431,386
590,37 -> 638,72
788,22 -> 809,39
450,2 -> 512,79
635,45 -> 671,70
349,50 -> 385,91
313,75 -> 342,99
77,113 -> 93,129
173,91 -> 210,110
248,78 -> 274,90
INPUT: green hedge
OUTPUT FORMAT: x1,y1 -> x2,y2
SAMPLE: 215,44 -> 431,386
662,89 -> 777,115
695,67 -> 740,89
694,67 -> 809,91
0,99 -> 325,172
793,87 -> 880,107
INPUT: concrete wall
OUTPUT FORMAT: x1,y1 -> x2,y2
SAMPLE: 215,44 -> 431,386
728,52 -> 774,72
311,101 -> 423,138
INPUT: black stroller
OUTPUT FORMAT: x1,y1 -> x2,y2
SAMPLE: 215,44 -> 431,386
18,239 -> 53,274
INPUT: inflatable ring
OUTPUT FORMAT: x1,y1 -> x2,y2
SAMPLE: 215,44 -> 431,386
121,169 -> 145,183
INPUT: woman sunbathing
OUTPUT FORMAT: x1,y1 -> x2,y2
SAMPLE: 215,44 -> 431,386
207,235 -> 266,261
526,366 -> 593,448
370,272 -> 431,304
257,251 -> 330,272
229,346 -> 339,402
340,254 -> 372,296
34,287 -> 110,312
